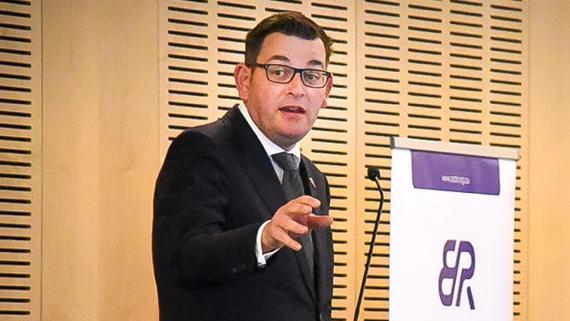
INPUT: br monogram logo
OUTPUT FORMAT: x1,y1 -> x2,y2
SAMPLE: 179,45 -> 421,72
438,240 -> 476,310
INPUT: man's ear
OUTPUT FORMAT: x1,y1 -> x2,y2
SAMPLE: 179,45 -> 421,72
234,63 -> 251,101
320,73 -> 334,108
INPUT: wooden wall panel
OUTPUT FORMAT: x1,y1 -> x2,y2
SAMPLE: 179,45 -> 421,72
0,0 -> 41,320
528,1 -> 570,319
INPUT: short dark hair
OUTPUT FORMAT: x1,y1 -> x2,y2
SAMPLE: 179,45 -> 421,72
245,11 -> 333,67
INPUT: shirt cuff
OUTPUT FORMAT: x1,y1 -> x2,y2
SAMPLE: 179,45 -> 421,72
255,220 -> 280,268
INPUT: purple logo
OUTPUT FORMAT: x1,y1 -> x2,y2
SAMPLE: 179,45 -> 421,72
438,240 -> 476,310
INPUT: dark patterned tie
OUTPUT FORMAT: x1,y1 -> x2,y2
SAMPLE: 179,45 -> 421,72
271,152 -> 314,278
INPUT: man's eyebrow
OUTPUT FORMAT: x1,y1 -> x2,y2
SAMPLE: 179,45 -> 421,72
307,59 -> 325,68
264,56 -> 325,68
265,55 -> 290,63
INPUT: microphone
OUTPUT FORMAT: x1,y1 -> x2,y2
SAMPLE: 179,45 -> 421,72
353,166 -> 385,321
367,167 -> 380,181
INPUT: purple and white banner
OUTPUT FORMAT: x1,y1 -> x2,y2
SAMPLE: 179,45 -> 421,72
389,142 -> 517,321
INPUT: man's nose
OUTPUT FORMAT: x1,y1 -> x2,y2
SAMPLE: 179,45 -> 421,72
287,72 -> 306,96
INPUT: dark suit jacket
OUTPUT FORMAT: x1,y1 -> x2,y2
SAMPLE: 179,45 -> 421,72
153,106 -> 333,321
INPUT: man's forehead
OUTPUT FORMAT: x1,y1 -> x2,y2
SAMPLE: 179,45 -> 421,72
257,33 -> 326,66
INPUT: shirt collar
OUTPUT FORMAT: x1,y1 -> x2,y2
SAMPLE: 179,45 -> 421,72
238,103 -> 301,160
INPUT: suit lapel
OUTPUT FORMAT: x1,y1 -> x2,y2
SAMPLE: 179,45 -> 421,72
225,106 -> 285,219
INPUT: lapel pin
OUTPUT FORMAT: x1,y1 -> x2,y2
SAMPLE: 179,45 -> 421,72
309,177 -> 316,189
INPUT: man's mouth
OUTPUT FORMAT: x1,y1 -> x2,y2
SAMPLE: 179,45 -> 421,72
279,106 -> 306,114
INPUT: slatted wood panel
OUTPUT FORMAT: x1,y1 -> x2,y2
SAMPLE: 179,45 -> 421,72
0,0 -> 41,320
303,3 -> 356,320
160,1 -> 528,320
356,0 -> 527,320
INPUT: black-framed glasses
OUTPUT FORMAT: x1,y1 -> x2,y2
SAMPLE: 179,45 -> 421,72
250,63 -> 331,88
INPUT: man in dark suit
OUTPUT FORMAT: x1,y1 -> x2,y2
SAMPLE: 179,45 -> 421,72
153,12 -> 334,321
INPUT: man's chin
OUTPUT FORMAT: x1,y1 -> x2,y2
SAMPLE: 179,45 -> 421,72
279,131 -> 310,146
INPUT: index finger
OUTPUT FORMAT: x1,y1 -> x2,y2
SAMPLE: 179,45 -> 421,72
292,195 -> 321,209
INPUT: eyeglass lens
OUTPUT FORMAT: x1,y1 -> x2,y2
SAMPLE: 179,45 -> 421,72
265,65 -> 328,88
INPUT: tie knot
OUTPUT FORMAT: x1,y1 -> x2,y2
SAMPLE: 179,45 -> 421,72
272,152 -> 299,171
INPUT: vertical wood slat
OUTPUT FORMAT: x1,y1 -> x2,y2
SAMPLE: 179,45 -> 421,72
0,0 -> 41,320
305,2 -> 357,320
